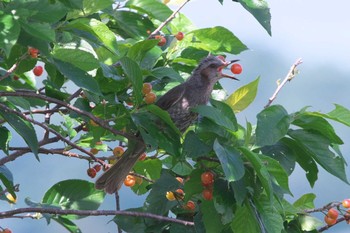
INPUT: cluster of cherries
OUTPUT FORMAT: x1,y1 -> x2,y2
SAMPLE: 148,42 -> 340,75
166,177 -> 196,211
324,199 -> 350,226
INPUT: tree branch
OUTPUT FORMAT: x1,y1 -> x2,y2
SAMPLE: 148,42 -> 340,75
0,53 -> 28,81
149,0 -> 191,38
0,91 -> 137,141
0,207 -> 195,227
264,58 -> 303,108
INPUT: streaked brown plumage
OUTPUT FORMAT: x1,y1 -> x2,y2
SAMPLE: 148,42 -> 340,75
95,55 -> 238,194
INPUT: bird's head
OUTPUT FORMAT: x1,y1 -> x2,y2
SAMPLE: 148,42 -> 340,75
198,55 -> 239,80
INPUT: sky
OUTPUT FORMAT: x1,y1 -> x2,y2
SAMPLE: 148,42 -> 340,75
2,0 -> 350,232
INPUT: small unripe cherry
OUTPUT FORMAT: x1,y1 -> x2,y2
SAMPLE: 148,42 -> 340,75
176,177 -> 184,184
175,32 -> 184,41
87,168 -> 97,178
230,63 -> 242,75
138,152 -> 147,161
90,148 -> 98,155
144,92 -> 156,104
324,215 -> 337,226
113,146 -> 125,157
202,189 -> 213,200
142,83 -> 152,95
185,200 -> 195,211
155,35 -> 166,46
124,175 -> 136,187
33,66 -> 43,76
166,191 -> 175,201
342,199 -> 350,208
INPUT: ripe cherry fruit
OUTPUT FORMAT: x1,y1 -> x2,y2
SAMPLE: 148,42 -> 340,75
230,63 -> 242,75
175,32 -> 184,41
155,35 -> 166,46
113,146 -> 125,157
2,228 -> 12,233
324,215 -> 337,226
342,199 -> 350,208
185,200 -> 196,211
327,208 -> 339,219
138,152 -> 147,161
124,175 -> 136,187
144,92 -> 156,104
202,189 -> 213,200
93,164 -> 102,172
87,168 -> 97,178
28,47 -> 39,58
33,66 -> 43,76
166,191 -> 176,201
201,171 -> 214,186
142,83 -> 152,95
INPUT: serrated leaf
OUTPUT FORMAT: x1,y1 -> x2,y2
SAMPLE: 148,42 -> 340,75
226,77 -> 259,113
192,105 -> 237,132
0,13 -> 20,57
172,160 -> 193,176
182,131 -> 211,159
127,39 -> 159,64
54,59 -> 101,94
126,0 -> 173,22
298,215 -> 323,231
42,179 -> 105,219
0,126 -> 11,155
190,26 -> 248,54
201,200 -> 225,233
292,112 -> 343,144
151,67 -> 184,82
293,193 -> 316,210
53,216 -> 82,233
132,159 -> 162,195
288,129 -> 348,184
255,195 -> 284,233
231,202 -> 261,233
119,57 -> 143,105
52,47 -> 100,71
66,18 -> 118,54
239,147 -> 272,199
238,0 -> 272,35
67,0 -> 114,18
0,106 -> 39,159
213,140 -> 245,182
113,207 -> 148,233
20,21 -> 55,42
256,105 -> 290,147
317,104 -> 350,127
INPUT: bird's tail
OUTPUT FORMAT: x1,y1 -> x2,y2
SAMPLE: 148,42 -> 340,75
95,140 -> 145,194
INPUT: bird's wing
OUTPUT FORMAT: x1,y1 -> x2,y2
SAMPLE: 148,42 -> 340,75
156,84 -> 186,110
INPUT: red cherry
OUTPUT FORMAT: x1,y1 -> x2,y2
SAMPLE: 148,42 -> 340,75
202,189 -> 213,200
201,171 -> 214,186
28,47 -> 39,58
93,164 -> 102,172
155,35 -> 166,46
324,215 -> 337,226
175,32 -> 184,41
327,208 -> 339,219
87,168 -> 97,178
230,63 -> 242,75
342,199 -> 350,208
33,66 -> 43,76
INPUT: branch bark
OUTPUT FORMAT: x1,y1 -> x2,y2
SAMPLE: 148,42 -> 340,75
264,58 -> 303,108
0,207 -> 195,227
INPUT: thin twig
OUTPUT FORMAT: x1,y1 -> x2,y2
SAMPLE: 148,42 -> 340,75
264,58 -> 303,108
148,0 -> 191,38
0,91 -> 137,141
0,53 -> 28,81
0,208 -> 195,227
0,103 -> 104,165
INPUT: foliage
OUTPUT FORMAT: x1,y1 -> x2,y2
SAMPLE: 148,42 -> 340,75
0,0 -> 349,232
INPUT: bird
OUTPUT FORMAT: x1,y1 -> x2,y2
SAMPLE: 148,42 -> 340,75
95,55 -> 239,194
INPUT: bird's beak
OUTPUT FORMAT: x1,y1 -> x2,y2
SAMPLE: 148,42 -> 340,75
220,59 -> 240,80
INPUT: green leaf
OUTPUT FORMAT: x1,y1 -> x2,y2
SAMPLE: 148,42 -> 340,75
319,104 -> 350,127
145,170 -> 180,215
239,147 -> 272,199
42,179 -> 106,219
119,57 -> 143,105
192,105 -> 237,132
67,0 -> 114,18
52,216 -> 82,233
292,112 -> 343,144
225,77 -> 259,113
238,0 -> 272,35
256,105 -> 290,147
298,215 -> 323,231
190,26 -> 248,54
66,18 -> 118,54
255,195 -> 284,233
0,106 -> 38,159
0,13 -> 20,57
293,193 -> 316,210
231,202 -> 261,233
182,131 -> 211,159
0,165 -> 15,201
213,140 -> 245,182
54,59 -> 101,94
288,129 -> 348,184
201,200 -> 225,233
0,126 -> 11,155
172,160 -> 193,176
132,159 -> 162,195
127,39 -> 159,65
259,154 -> 291,195
151,67 -> 184,82
113,207 -> 148,233
281,137 -> 318,187
20,21 -> 55,42
126,0 -> 173,22
52,47 -> 100,72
